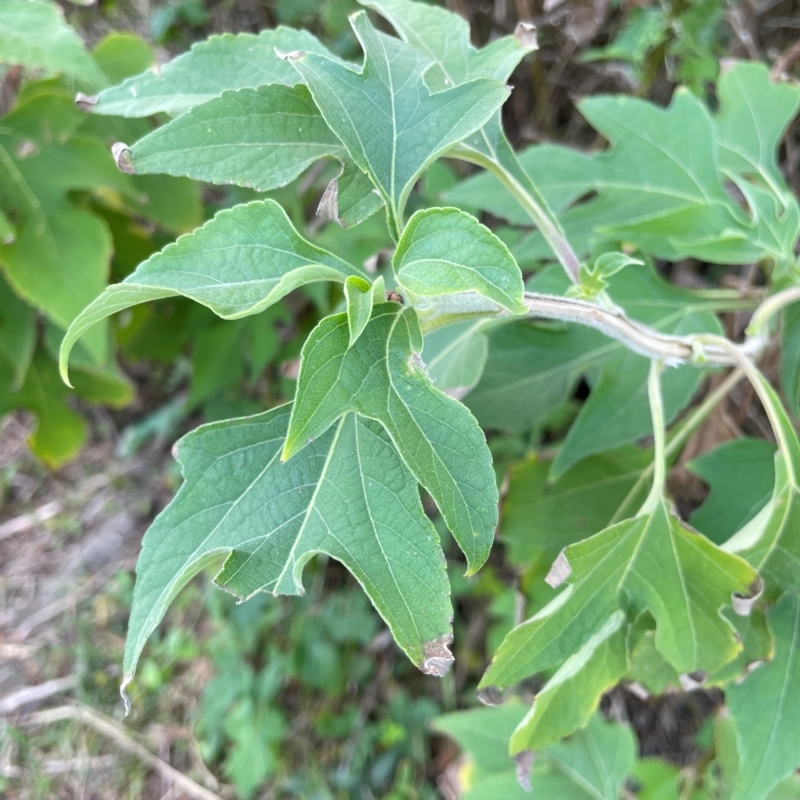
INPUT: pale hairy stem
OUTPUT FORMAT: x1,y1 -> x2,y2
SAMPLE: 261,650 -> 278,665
695,334 -> 798,485
609,367 -> 746,525
448,144 -> 582,284
639,361 -> 667,515
522,292 -> 738,366
747,285 -> 800,336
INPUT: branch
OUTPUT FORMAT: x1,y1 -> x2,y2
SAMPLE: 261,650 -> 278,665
522,292 -> 737,366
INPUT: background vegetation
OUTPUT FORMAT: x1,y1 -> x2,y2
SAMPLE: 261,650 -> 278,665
2,0 -> 800,798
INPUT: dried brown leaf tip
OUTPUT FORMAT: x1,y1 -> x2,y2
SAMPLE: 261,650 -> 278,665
732,576 -> 764,616
111,142 -> 136,175
420,634 -> 454,676
514,21 -> 538,50
545,550 -> 571,588
476,685 -> 504,707
514,750 -> 535,791
75,92 -> 98,112
274,47 -> 305,61
317,179 -> 341,225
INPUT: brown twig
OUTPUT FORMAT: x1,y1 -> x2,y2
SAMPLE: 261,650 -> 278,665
21,704 -> 224,800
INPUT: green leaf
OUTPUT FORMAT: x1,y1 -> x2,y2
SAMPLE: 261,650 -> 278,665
509,611 -> 628,752
344,275 -> 376,347
781,302 -> 800,419
515,87 -> 798,266
501,447 -> 652,569
466,264 -> 721,477
433,702 -> 527,775
60,200 -> 359,382
727,593 -> 800,800
688,438 -> 776,545
421,320 -> 490,400
291,12 -> 509,238
0,84 -> 143,361
715,61 -> 800,196
122,84 -> 378,216
123,406 -> 453,685
0,352 -> 88,467
723,378 -> 800,596
481,499 -> 757,691
90,27 -> 345,117
284,303 -> 498,573
436,709 -> 635,800
0,271 -> 36,389
394,208 -> 526,318
362,0 -> 536,89
442,144 -> 598,227
0,209 -> 14,244
0,0 -> 107,88
92,32 -> 155,85
707,607 -> 773,686
628,623 -> 681,694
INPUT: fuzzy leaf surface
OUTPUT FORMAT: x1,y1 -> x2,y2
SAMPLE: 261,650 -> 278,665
285,303 -> 497,573
91,27 -> 345,117
362,0 -> 535,90
291,12 -> 509,238
394,208 -> 526,315
124,406 -> 453,683
727,594 -> 800,800
60,200 -> 358,380
481,500 -> 757,690
510,611 -> 628,753
123,84 -> 382,224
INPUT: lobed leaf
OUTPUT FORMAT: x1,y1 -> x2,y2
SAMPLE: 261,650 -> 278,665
284,303 -> 498,573
120,84 -> 382,224
89,27 -> 346,118
727,594 -> 800,800
509,611 -> 628,753
500,447 -> 652,568
435,708 -> 635,800
362,0 -> 536,90
290,12 -> 509,239
724,378 -> 800,596
481,499 -> 757,691
394,208 -> 526,317
123,406 -> 453,684
60,200 -> 359,382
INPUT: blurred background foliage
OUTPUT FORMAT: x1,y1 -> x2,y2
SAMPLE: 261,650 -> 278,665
2,0 -> 800,798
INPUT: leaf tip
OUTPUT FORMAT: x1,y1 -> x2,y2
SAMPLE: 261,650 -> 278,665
75,92 -> 98,112
111,142 -> 136,175
420,634 -> 454,677
476,685 -> 504,706
274,46 -> 306,61
513,750 -> 535,791
545,550 -> 571,588
513,21 -> 538,50
731,576 -> 764,616
317,179 -> 342,226
120,675 -> 133,716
